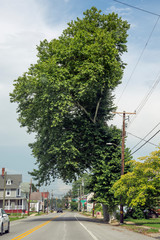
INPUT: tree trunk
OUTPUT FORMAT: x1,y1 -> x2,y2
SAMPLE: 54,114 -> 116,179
102,204 -> 110,223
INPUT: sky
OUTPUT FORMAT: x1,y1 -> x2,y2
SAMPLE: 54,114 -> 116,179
0,0 -> 160,197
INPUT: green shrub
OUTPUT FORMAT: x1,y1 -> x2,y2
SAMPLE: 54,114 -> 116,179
126,207 -> 144,219
70,201 -> 78,211
95,203 -> 103,214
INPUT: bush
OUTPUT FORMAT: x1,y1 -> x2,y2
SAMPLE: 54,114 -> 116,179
126,207 -> 144,219
70,201 -> 78,211
95,203 -> 103,214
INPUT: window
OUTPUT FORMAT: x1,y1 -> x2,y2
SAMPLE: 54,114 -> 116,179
6,189 -> 11,196
17,188 -> 21,197
6,179 -> 12,185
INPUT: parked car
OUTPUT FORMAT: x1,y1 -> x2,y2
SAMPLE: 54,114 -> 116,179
144,209 -> 159,219
126,207 -> 159,219
0,209 -> 10,235
57,208 -> 63,213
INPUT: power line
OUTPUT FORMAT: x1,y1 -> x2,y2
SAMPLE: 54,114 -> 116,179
117,15 -> 160,105
130,122 -> 160,151
128,73 -> 160,127
127,132 -> 158,148
113,0 -> 160,17
131,129 -> 160,155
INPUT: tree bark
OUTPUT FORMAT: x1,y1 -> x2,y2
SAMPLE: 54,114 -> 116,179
102,204 -> 110,223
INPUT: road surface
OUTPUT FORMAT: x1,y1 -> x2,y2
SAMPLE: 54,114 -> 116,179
1,211 -> 156,240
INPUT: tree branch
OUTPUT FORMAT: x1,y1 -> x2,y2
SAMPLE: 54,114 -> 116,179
93,97 -> 102,123
76,101 -> 95,124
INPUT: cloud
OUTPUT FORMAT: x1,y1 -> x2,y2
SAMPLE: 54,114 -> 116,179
0,0 -> 64,148
106,6 -> 132,16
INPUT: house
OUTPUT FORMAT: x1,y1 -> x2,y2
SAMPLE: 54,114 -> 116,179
30,191 -> 43,212
20,182 -> 30,212
0,168 -> 29,213
87,192 -> 94,212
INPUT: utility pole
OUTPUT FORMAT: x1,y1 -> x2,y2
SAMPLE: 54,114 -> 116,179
112,111 -> 136,224
78,188 -> 80,212
3,170 -> 6,209
80,184 -> 82,212
82,178 -> 84,211
47,190 -> 49,214
28,179 -> 32,216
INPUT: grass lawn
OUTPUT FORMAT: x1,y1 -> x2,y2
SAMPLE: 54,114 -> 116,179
123,218 -> 160,234
9,211 -> 47,221
125,217 -> 160,228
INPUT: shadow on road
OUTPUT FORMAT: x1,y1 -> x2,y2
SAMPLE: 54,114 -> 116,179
25,213 -> 106,225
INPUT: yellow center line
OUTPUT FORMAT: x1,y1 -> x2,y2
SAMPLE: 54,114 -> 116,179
12,213 -> 65,240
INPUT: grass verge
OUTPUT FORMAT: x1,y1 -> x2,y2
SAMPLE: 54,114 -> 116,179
122,218 -> 160,235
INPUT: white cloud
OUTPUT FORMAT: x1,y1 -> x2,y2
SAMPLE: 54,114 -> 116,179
0,0 -> 64,147
106,6 -> 132,16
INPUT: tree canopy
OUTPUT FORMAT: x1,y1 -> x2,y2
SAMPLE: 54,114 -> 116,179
112,147 -> 160,209
10,7 -> 130,185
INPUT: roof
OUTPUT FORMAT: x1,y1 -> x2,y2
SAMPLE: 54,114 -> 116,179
0,174 -> 22,189
30,192 -> 42,201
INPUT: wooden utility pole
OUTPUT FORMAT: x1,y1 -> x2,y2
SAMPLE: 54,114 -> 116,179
3,171 -> 6,209
28,179 -> 32,216
47,190 -> 49,214
78,189 -> 80,212
80,184 -> 82,212
112,111 -> 136,224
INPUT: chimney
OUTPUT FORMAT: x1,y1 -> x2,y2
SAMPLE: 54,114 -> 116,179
2,168 -> 5,177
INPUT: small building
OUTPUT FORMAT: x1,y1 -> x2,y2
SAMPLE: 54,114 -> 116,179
87,192 -> 94,212
30,191 -> 43,212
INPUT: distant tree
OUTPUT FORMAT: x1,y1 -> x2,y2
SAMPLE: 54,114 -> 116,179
10,7 -> 130,185
31,183 -> 38,192
71,173 -> 91,198
112,147 -> 160,210
70,201 -> 78,211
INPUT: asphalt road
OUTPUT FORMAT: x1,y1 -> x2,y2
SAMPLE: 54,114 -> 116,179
1,212 -> 156,240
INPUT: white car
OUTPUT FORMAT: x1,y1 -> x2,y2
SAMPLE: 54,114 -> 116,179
0,209 -> 10,235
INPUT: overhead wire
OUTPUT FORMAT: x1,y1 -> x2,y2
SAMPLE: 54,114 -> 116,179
113,0 -> 160,17
113,0 -> 160,136
127,131 -> 158,148
116,15 -> 160,105
110,0 -> 160,157
131,129 -> 160,155
127,121 -> 160,151
128,73 -> 160,127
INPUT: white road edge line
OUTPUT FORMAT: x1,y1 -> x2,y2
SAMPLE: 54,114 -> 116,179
75,215 -> 98,240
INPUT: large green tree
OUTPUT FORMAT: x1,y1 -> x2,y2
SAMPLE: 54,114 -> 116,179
112,147 -> 160,210
86,127 -> 132,221
10,7 -> 130,185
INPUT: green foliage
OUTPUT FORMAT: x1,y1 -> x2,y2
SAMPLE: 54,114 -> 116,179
95,203 -> 103,213
126,207 -> 145,219
70,201 -> 78,211
10,7 -> 130,185
87,127 -> 132,210
31,183 -> 38,192
113,146 -> 160,209
71,173 -> 91,198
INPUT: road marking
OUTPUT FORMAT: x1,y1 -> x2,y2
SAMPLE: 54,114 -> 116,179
12,213 -> 65,240
75,215 -> 98,240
